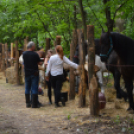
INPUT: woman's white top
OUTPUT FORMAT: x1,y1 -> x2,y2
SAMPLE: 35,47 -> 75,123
45,54 -> 78,76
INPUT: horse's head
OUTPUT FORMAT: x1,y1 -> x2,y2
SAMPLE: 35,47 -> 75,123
100,32 -> 113,63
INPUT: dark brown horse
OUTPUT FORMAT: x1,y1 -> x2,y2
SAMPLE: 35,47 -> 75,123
100,32 -> 134,111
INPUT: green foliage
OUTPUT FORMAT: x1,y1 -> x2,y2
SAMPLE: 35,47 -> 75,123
0,0 -> 133,55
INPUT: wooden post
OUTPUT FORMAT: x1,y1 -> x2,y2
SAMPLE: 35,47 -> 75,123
1,44 -> 5,72
55,36 -> 61,46
15,41 -> 20,85
87,25 -> 99,115
5,43 -> 8,69
44,38 -> 51,89
69,30 -> 78,100
0,43 -> 2,70
77,29 -> 87,107
11,43 -> 14,66
24,37 -> 29,51
45,38 -> 51,52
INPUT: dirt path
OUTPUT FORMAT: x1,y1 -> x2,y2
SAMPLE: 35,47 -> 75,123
0,72 -> 134,134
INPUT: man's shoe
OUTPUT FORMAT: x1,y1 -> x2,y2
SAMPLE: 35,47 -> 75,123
26,103 -> 31,108
55,103 -> 61,108
61,97 -> 65,106
32,94 -> 40,108
25,94 -> 31,108
38,102 -> 43,107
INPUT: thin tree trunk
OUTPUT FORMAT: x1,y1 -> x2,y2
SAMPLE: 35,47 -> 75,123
103,0 -> 114,32
78,0 -> 87,39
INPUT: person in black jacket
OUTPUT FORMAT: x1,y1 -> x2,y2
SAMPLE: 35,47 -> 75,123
23,41 -> 42,108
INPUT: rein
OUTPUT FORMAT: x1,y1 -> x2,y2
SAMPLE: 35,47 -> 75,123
100,36 -> 113,58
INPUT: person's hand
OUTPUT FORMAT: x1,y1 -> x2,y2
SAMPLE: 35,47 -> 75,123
45,76 -> 49,81
77,65 -> 82,71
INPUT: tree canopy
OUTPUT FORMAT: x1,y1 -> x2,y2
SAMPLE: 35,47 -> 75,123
0,0 -> 133,55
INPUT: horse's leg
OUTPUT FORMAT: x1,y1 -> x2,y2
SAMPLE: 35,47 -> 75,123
124,78 -> 134,110
96,70 -> 104,94
113,69 -> 127,101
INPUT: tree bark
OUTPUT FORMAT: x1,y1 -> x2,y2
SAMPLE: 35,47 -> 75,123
77,29 -> 87,107
87,25 -> 99,115
78,0 -> 87,39
69,30 -> 78,100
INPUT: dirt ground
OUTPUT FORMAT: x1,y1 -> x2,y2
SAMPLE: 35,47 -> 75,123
0,72 -> 134,134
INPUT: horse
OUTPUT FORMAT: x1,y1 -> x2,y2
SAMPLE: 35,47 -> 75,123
73,39 -> 127,101
100,32 -> 134,111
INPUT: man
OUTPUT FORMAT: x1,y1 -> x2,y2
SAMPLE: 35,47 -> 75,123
23,41 -> 42,108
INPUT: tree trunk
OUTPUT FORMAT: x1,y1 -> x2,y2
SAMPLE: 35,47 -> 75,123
15,41 -> 20,85
87,25 -> 99,115
77,29 -> 87,107
78,0 -> 87,39
103,0 -> 114,32
69,30 -> 78,100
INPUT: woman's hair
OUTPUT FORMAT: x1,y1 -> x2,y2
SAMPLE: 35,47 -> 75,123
56,45 -> 64,60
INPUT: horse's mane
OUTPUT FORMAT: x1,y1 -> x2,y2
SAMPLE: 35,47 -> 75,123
110,32 -> 134,63
112,32 -> 134,44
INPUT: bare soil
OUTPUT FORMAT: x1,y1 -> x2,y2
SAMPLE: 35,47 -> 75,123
0,72 -> 134,134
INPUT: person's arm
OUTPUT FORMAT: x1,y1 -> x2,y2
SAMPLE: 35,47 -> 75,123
45,57 -> 52,76
36,53 -> 42,65
63,56 -> 78,69
44,57 -> 49,67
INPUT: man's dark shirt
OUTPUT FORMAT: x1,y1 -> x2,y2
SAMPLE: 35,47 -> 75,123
23,51 -> 40,76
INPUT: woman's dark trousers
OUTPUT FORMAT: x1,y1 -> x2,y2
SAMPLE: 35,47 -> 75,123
51,75 -> 63,104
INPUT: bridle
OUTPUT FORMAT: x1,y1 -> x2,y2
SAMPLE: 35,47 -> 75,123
100,36 -> 113,58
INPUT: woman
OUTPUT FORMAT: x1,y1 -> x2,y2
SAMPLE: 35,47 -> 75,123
45,45 -> 79,107
44,50 -> 53,104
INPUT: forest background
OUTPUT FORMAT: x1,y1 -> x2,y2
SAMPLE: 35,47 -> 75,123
0,0 -> 133,56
